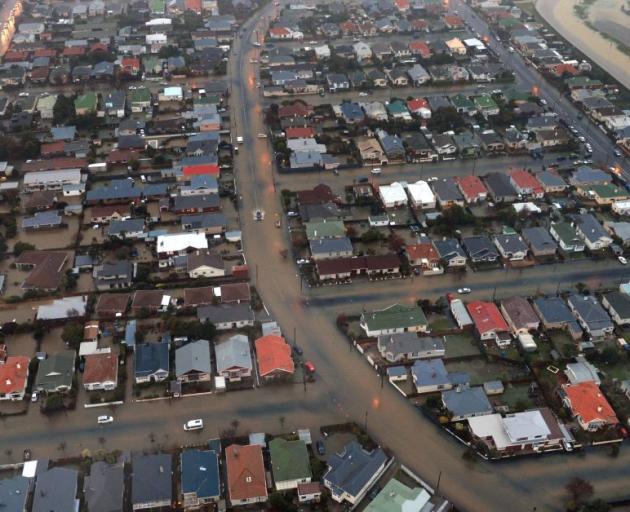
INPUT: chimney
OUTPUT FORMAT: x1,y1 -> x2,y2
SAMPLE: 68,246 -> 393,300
596,406 -> 603,413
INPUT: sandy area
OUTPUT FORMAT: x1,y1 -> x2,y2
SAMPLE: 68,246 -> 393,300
536,0 -> 630,90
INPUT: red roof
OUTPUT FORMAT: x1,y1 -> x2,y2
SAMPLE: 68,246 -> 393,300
182,164 -> 220,177
509,170 -> 543,195
269,27 -> 290,37
22,157 -> 87,172
443,15 -> 464,27
552,63 -> 578,77
121,57 -> 140,71
220,283 -> 251,303
185,0 -> 202,11
564,382 -> 618,427
456,175 -> 488,201
226,444 -> 268,502
33,48 -> 57,58
406,243 -> 439,264
466,301 -> 509,335
410,19 -> 428,31
278,103 -> 313,119
407,98 -> 429,113
62,46 -> 86,57
41,141 -> 65,157
297,184 -> 335,205
0,356 -> 29,397
339,21 -> 359,33
255,335 -> 294,377
394,0 -> 409,10
4,50 -> 29,61
83,353 -> 118,386
286,126 -> 315,139
89,42 -> 109,53
408,40 -> 431,58
107,149 -> 139,165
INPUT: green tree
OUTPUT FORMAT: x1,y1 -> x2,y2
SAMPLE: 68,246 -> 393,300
53,94 -> 76,125
61,322 -> 84,349
13,242 -> 35,256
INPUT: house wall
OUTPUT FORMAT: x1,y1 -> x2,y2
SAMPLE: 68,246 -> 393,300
275,476 -> 311,491
84,379 -> 117,391
189,266 -> 225,279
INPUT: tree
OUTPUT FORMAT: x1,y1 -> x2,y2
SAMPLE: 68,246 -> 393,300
13,242 -> 35,256
566,477 -> 594,510
388,233 -> 405,252
53,94 -> 76,125
583,499 -> 611,512
61,322 -> 84,349
427,107 -> 465,133
269,491 -> 297,512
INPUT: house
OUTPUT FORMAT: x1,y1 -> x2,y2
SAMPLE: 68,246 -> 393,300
602,292 -> 630,326
215,335 -> 253,381
474,94 -> 500,117
219,283 -> 251,304
453,132 -> 481,158
411,359 -> 469,393
134,340 -> 169,383
131,453 -> 172,510
451,94 -> 475,115
533,297 -> 583,339
509,170 -> 544,198
500,296 -> 539,335
386,99 -> 411,121
255,334 -> 294,379
442,386 -> 493,421
537,170 -> 568,193
83,462 -> 124,512
379,182 -> 408,208
181,212 -> 227,235
521,227 -> 558,258
83,353 -> 118,391
108,218 -> 145,240
176,340 -> 211,383
323,441 -> 387,505
187,252 -> 225,278
456,175 -> 488,203
310,238 -> 353,261
432,178 -> 465,207
466,301 -> 511,347
433,238 -> 467,268
468,408 -> 568,454
567,294 -> 614,339
358,138 -> 387,166
550,222 -> 585,253
95,293 -> 130,318
406,180 -> 436,209
181,449 -> 220,510
305,220 -> 346,240
360,304 -> 428,337
401,133 -> 438,163
406,241 -> 442,272
269,438 -> 311,490
198,303 -> 254,330
315,254 -> 401,281
0,356 -> 29,401
569,166 -> 611,187
377,333 -> 445,362
562,382 -> 618,431
493,234 -> 528,261
32,468 -> 79,512
573,213 -> 612,251
407,64 -> 430,86
157,233 -> 209,267
376,130 -> 405,162
327,73 -> 350,92
462,235 -> 499,263
580,184 -> 630,205
565,356 -> 601,385
75,92 -> 98,116
35,350 -> 75,393
484,173 -> 518,203
37,296 -> 87,321
226,444 -> 268,506
94,261 -> 135,291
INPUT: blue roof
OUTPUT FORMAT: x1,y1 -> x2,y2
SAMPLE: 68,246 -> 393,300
180,450 -> 220,500
324,441 -> 387,499
135,340 -> 169,377
124,320 -> 137,347
442,386 -> 492,417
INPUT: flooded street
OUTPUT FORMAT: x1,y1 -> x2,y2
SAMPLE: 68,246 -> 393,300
536,0 -> 630,90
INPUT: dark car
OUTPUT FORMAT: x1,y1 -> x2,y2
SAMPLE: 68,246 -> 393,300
315,440 -> 325,456
292,345 -> 303,356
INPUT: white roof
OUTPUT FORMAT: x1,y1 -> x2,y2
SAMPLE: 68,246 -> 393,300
146,33 -> 167,43
287,138 -> 326,153
156,232 -> 208,253
163,86 -> 183,97
513,202 -> 541,214
37,296 -> 87,320
379,182 -> 407,205
503,410 -> 551,444
22,460 -> 39,478
468,414 -> 512,450
407,180 -> 435,205
464,37 -> 486,49
160,295 -> 171,307
517,333 -> 537,350
79,341 -> 112,356
23,169 -> 81,185
146,17 -> 172,25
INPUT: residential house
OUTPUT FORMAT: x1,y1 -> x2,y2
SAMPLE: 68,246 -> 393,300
550,222 -> 585,253
533,297 -> 583,340
180,449 -> 220,510
601,291 -> 630,326
466,301 -> 511,347
131,453 -> 172,511
379,182 -> 408,208
411,359 -> 469,393
561,382 -> 618,431
500,296 -> 539,335
433,238 -> 467,268
401,132 -> 437,163
134,340 -> 169,384
493,234 -> 528,261
32,468 -> 79,512
364,479 -> 431,512
536,171 -> 568,194
432,178 -> 464,207
521,227 -> 558,258
452,132 -> 480,158
377,333 -> 445,362
35,350 -> 75,393
442,386 -> 493,421
83,462 -> 124,512
305,220 -> 346,240
255,334 -> 294,380
187,252 -> 225,279
215,335 -> 253,381
226,444 -> 268,506
406,180 -> 435,209
478,130 -> 505,154
269,438 -> 311,490
198,303 -> 254,330
83,353 -> 118,391
376,130 -> 405,162
0,356 -> 29,401
567,294 -> 614,339
565,357 -> 601,385
93,261 -> 135,291
360,304 -> 428,337
572,213 -> 612,251
456,175 -> 488,204
326,73 -> 350,92
484,173 -> 518,203
175,340 -> 211,383
357,138 -> 388,166
462,235 -> 499,263
310,238 -> 353,261
509,170 -> 544,198
406,241 -> 442,273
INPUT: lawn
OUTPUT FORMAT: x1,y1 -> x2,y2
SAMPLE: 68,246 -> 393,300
429,316 -> 456,332
444,333 -> 481,358
548,331 -> 578,358
445,359 -> 527,386
497,383 -> 535,412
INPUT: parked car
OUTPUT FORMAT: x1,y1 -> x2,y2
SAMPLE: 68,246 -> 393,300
370,167 -> 382,175
292,345 -> 303,356
315,440 -> 325,456
97,415 -> 114,425
619,256 -> 627,265
31,391 -> 38,402
457,288 -> 471,294
183,419 -> 204,431
304,361 -> 315,373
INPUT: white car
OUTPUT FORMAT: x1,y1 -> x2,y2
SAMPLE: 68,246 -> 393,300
359,92 -> 368,97
18,92 -> 29,97
31,391 -> 38,402
578,136 -> 586,143
427,176 -> 438,182
97,415 -> 114,425
257,133 -> 267,138
296,259 -> 310,265
457,288 -> 471,294
619,256 -> 627,265
370,167 -> 382,175
184,419 -> 204,431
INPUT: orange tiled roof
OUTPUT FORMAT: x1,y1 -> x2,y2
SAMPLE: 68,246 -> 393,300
0,356 -> 29,396
564,382 -> 618,426
226,444 -> 268,502
255,335 -> 294,377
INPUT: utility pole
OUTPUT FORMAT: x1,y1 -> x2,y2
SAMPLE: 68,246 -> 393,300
364,410 -> 368,432
435,470 -> 442,495
293,326 -> 296,346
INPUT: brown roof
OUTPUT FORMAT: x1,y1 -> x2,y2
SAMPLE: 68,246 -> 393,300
220,283 -> 251,303
184,286 -> 215,307
22,157 -> 87,172
297,482 -> 322,496
317,254 -> 401,275
24,190 -> 57,210
131,290 -> 166,311
15,250 -> 68,290
95,293 -> 130,316
296,184 -> 335,206
226,444 -> 267,503
187,252 -> 224,272
83,353 -> 118,385
500,296 -> 539,330
90,204 -> 128,220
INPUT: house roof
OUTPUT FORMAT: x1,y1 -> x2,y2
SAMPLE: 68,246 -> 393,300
215,334 -> 253,373
255,335 -> 294,377
95,293 -> 130,315
603,291 -> 630,320
198,303 -> 254,324
226,444 -> 267,502
456,175 -> 487,200
16,250 -> 68,290
135,341 -> 169,377
157,233 -> 208,254
563,382 -> 618,426
521,226 -> 558,253
442,386 -> 493,417
187,252 -> 224,272
296,184 -> 335,205
466,301 -> 509,335
0,476 -> 30,512
377,333 -> 444,358
220,283 -> 251,303
83,353 -> 118,386
0,356 -> 29,396
269,438 -> 311,483
305,220 -> 345,240
433,238 -> 466,261
324,441 -> 387,499
432,178 -> 464,202
181,449 -> 220,500
83,462 -> 124,512
131,453 -> 172,506
32,467 -> 78,512
510,170 -> 543,194
309,237 -> 353,256
184,286 -> 215,307
567,294 -> 613,332
361,304 -> 427,333
364,478 -> 430,512
406,242 -> 439,263
176,340 -> 211,377
500,296 -> 539,330
35,351 -> 75,391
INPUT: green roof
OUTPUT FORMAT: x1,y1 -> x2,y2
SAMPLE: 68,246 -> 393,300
269,438 -> 311,484
361,304 -> 428,333
566,76 -> 602,88
473,94 -> 498,110
35,351 -> 75,392
386,100 -> 408,115
74,92 -> 97,112
305,220 -> 346,240
150,0 -> 165,12
130,87 -> 152,104
365,479 -> 431,512
587,184 -> 628,199
503,87 -> 530,103
497,17 -> 521,27
551,221 -> 579,244
451,93 -> 474,109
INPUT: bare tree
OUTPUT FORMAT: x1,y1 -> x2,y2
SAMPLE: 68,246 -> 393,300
566,477 -> 594,509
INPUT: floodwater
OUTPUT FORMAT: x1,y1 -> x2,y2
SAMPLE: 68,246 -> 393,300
536,0 -> 630,90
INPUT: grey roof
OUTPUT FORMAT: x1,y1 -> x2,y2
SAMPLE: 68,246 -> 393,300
131,453 -> 172,506
108,218 -> 145,236
198,303 -> 254,324
97,261 -> 133,279
377,332 -> 444,358
537,170 -> 567,189
462,235 -> 498,261
86,180 -> 141,202
135,341 -> 169,378
484,172 -> 517,200
340,102 -> 365,122
181,212 -> 227,231
176,339 -> 211,377
0,475 -> 30,512
309,237 -> 353,256
521,227 -> 558,253
411,359 -> 468,388
603,291 -> 630,319
32,467 -> 78,512
173,194 -> 220,211
376,129 -> 404,156
215,334 -> 253,373
572,213 -> 609,244
570,166 -> 611,185
533,297 -> 581,333
180,449 -> 220,501
51,125 -> 76,141
493,233 -> 528,254
442,387 -> 492,417
567,294 -> 614,332
433,238 -> 466,261
83,462 -> 124,512
324,441 -> 387,499
432,178 -> 464,203
22,210 -> 63,229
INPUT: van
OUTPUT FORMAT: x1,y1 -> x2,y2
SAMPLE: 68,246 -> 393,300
184,419 -> 204,431
370,167 -> 382,175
